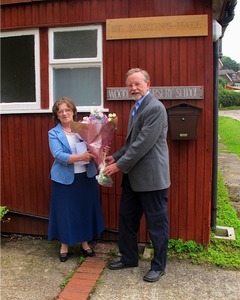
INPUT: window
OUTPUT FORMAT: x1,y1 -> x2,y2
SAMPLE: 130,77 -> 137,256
0,30 -> 40,113
49,25 -> 103,111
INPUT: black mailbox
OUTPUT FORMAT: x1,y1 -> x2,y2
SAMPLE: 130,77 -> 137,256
167,103 -> 201,140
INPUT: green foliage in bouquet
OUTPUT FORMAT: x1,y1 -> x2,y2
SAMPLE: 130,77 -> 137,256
96,164 -> 113,187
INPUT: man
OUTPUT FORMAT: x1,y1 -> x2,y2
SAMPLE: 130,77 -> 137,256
103,68 -> 170,282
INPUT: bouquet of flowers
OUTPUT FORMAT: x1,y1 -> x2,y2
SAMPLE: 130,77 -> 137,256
70,108 -> 117,187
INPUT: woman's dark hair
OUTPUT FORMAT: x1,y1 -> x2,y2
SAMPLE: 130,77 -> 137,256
52,97 -> 78,124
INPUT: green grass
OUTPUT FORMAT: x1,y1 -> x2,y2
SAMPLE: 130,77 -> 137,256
60,270 -> 76,288
218,116 -> 240,157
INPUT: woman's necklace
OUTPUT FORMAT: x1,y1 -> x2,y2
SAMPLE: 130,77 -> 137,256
62,127 -> 72,134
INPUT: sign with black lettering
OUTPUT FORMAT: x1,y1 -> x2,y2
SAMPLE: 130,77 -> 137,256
106,15 -> 208,40
107,86 -> 204,100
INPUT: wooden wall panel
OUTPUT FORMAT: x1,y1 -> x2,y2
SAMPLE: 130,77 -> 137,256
1,0 -> 214,245
1,0 -> 209,29
1,114 -> 53,233
1,0 -> 46,4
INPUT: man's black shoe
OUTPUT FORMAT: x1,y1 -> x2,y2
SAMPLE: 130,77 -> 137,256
143,269 -> 165,282
108,261 -> 138,270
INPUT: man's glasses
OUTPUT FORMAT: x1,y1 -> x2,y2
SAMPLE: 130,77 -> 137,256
57,108 -> 72,115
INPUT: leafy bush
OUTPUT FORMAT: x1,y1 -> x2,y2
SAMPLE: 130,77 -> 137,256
0,206 -> 10,222
218,77 -> 227,89
168,239 -> 203,253
219,89 -> 240,107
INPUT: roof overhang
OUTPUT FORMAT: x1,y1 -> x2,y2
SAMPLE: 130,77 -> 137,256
213,0 -> 238,35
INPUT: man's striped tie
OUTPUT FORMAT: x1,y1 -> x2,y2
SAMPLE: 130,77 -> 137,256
132,102 -> 140,119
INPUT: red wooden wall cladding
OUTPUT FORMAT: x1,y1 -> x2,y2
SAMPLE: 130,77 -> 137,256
1,0 -> 214,244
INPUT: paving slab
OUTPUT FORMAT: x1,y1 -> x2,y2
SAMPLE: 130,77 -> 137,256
0,235 -> 80,300
89,259 -> 240,300
218,110 -> 240,121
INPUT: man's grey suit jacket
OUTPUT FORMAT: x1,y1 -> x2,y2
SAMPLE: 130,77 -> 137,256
113,92 -> 170,192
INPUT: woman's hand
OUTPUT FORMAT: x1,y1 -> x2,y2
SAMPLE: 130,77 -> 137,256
81,151 -> 96,163
68,152 -> 96,164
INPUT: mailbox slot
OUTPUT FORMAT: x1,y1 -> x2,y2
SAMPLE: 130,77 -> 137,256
167,103 -> 201,140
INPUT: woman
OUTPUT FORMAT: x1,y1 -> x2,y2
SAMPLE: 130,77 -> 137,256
48,97 -> 104,262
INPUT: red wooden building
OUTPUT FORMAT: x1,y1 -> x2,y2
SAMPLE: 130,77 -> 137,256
1,0 -> 237,244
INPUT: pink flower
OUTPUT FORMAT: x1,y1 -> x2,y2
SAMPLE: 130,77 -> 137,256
70,109 -> 117,166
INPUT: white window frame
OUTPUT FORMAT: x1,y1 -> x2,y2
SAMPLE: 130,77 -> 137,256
0,29 -> 41,114
49,25 -> 104,112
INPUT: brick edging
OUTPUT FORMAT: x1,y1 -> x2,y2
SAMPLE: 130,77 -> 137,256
58,243 -> 116,300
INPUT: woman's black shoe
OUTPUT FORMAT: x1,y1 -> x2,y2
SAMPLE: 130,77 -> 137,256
81,247 -> 96,257
59,253 -> 68,262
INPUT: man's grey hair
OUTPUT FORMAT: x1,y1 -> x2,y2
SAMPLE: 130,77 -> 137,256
125,68 -> 150,82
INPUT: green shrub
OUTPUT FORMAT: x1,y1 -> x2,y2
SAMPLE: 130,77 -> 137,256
219,77 -> 227,89
0,206 -> 10,222
219,89 -> 240,107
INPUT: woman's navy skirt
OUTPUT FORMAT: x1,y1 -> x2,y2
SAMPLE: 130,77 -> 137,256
48,173 -> 104,246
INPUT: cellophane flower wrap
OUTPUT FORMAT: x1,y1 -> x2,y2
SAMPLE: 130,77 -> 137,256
96,157 -> 113,187
70,108 -> 117,187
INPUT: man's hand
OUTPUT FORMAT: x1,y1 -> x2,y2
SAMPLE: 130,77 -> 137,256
105,155 -> 115,165
103,163 -> 120,176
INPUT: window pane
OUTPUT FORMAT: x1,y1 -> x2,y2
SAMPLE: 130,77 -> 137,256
53,68 -> 101,106
54,30 -> 97,59
1,35 -> 35,103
